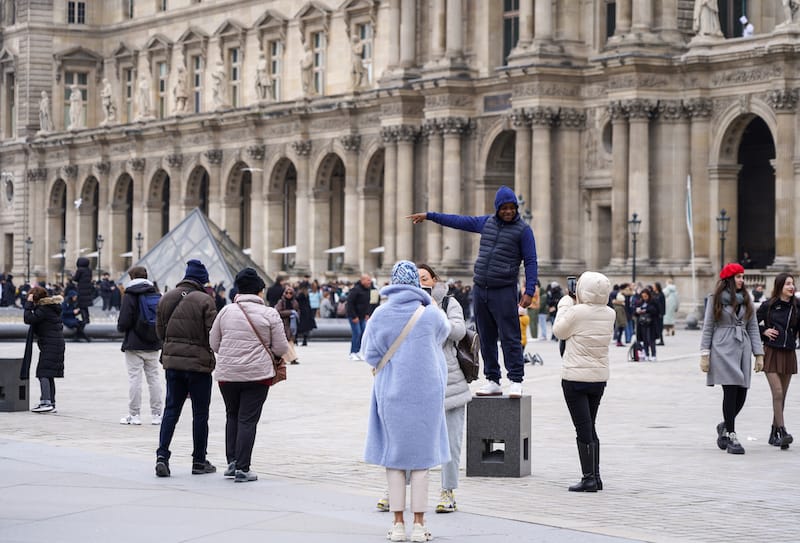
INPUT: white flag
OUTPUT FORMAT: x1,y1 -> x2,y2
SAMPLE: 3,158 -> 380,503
686,174 -> 694,252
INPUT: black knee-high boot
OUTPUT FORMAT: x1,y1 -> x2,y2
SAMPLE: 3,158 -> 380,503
569,440 -> 598,492
594,439 -> 602,491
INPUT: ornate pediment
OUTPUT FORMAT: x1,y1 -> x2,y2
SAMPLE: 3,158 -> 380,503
213,19 -> 247,39
54,46 -> 104,82
144,34 -> 173,72
0,47 -> 16,68
177,27 -> 209,63
295,1 -> 331,40
341,0 -> 378,36
254,9 -> 288,42
112,42 -> 138,81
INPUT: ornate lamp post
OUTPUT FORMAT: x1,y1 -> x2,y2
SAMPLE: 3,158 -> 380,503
135,231 -> 144,260
24,236 -> 32,285
716,209 -> 731,270
628,212 -> 642,283
96,234 -> 104,281
59,238 -> 67,286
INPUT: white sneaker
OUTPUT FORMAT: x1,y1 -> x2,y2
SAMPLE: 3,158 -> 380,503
387,522 -> 406,542
508,382 -> 523,398
120,414 -> 142,425
151,413 -> 162,425
475,381 -> 503,396
349,352 -> 360,361
410,523 -> 432,542
356,353 -> 365,361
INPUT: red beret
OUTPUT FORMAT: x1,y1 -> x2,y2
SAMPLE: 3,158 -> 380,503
719,262 -> 745,280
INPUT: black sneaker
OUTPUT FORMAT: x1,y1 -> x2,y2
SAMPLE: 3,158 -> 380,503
192,460 -> 217,474
716,422 -> 728,450
155,457 -> 170,478
224,461 -> 236,478
726,432 -> 745,455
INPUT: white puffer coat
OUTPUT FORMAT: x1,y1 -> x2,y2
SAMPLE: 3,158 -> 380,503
553,271 -> 615,383
210,294 -> 289,382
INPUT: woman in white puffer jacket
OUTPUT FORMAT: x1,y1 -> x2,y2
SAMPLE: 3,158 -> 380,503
553,271 -> 615,493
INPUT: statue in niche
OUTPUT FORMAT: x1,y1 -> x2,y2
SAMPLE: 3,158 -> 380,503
300,42 -> 314,96
350,35 -> 365,90
38,91 -> 53,133
173,64 -> 189,113
100,78 -> 117,125
211,59 -> 230,110
3,0 -> 14,25
137,74 -> 152,120
692,0 -> 723,37
68,84 -> 83,130
255,52 -> 271,101
782,0 -> 800,25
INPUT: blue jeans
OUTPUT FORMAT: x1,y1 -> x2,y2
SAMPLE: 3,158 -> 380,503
157,369 -> 212,463
349,318 -> 366,354
472,283 -> 524,383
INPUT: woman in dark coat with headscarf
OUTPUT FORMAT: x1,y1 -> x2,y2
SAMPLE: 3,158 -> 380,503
295,284 -> 317,346
72,256 -> 94,330
24,286 -> 65,413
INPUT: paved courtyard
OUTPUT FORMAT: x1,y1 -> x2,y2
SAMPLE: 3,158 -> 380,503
0,325 -> 797,542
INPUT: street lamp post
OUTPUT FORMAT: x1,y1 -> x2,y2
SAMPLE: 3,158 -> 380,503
135,231 -> 144,260
628,212 -> 642,283
59,238 -> 67,286
716,209 -> 731,270
96,234 -> 104,281
24,236 -> 32,285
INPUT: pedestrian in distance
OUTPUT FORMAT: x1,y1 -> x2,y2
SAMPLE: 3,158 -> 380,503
61,289 -> 89,342
274,286 -> 300,364
408,185 -> 538,398
756,272 -> 799,449
72,257 -> 94,339
154,259 -> 218,477
634,288 -> 659,361
700,262 -> 764,455
362,261 -> 450,542
210,268 -> 289,483
116,266 -> 163,426
347,273 -> 373,360
23,286 -> 65,413
552,272 -> 615,492
662,279 -> 679,337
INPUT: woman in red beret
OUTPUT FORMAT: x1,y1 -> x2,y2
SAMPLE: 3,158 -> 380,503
699,263 -> 764,455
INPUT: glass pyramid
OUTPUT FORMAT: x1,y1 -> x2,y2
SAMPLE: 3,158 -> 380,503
128,208 -> 272,292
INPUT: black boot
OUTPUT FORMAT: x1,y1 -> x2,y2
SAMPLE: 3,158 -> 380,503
778,426 -> 792,449
594,439 -> 603,491
769,425 -> 780,446
568,440 -> 598,492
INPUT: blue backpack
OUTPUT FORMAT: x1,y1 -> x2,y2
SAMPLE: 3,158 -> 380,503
134,292 -> 161,343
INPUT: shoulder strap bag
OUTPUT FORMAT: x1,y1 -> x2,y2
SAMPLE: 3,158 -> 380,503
374,305 -> 425,375
236,301 -> 286,385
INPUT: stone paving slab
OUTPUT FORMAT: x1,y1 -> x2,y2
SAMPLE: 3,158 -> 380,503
0,328 -> 797,542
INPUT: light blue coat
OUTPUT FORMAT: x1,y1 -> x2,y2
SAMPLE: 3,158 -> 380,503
363,284 -> 451,470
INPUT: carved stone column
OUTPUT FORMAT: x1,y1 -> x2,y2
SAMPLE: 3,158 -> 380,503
510,109 -> 531,203
400,0 -> 416,69
529,107 -> 556,269
27,168 -> 47,277
534,0 -> 553,42
60,166 -> 79,269
396,125 -> 418,259
626,99 -> 655,263
165,152 -> 184,232
341,135 -> 361,272
555,108 -> 585,267
768,89 -> 798,269
686,98 -> 713,268
126,158 -> 147,256
424,119 -> 444,266
387,0 -> 401,69
441,118 -> 467,267
381,127 -> 398,267
245,144 -> 266,268
632,0 -> 652,33
608,102 -> 629,267
658,0 -> 682,43
615,0 -> 632,36
445,0 -> 463,60
655,100 -> 690,266
93,160 -> 111,254
203,148 -> 223,226
430,0 -> 445,62
291,140 -> 312,274
518,0 -> 534,47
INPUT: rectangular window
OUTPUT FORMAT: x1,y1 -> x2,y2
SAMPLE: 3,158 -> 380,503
124,68 -> 134,122
606,1 -> 616,39
502,0 -> 520,65
228,47 -> 240,108
358,23 -> 373,84
312,31 -> 325,95
157,61 -> 167,118
269,40 -> 282,101
63,71 -> 88,128
718,0 -> 746,38
5,73 -> 15,137
191,55 -> 203,113
126,0 -> 134,19
67,1 -> 87,24
159,0 -> 167,11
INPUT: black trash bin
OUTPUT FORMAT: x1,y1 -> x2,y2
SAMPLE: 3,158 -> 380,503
0,358 -> 29,412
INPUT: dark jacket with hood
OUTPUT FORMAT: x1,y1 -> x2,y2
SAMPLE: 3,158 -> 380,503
24,295 -> 65,378
426,186 -> 538,295
346,281 -> 372,320
156,279 -> 217,372
117,278 -> 162,351
72,257 -> 94,309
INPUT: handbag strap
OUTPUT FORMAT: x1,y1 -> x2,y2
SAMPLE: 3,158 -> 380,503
236,301 -> 272,355
375,305 -> 424,374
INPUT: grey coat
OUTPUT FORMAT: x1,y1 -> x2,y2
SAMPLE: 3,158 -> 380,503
700,294 -> 764,388
435,284 -> 471,411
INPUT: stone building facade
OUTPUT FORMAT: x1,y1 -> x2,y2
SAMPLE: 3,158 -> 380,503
0,0 -> 796,300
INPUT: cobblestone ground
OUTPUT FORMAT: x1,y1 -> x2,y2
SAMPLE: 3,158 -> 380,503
0,325 -> 797,543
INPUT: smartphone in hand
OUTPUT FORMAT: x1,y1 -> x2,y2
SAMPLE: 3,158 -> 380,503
566,276 -> 577,297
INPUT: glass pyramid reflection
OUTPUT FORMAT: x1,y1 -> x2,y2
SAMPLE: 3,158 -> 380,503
128,208 -> 271,292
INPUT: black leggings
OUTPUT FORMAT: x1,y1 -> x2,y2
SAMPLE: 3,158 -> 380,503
722,385 -> 748,434
562,380 -> 605,444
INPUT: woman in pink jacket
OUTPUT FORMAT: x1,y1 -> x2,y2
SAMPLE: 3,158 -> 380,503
210,268 -> 289,483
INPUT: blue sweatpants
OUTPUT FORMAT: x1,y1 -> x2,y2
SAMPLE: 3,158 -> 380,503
472,283 -> 524,383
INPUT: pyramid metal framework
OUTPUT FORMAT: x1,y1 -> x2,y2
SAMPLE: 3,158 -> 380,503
128,208 -> 271,292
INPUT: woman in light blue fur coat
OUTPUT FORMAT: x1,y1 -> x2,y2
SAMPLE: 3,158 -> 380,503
362,261 -> 451,542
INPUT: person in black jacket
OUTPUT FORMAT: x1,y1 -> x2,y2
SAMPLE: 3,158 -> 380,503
24,286 -> 65,413
72,257 -> 94,335
116,266 -> 163,426
634,288 -> 660,361
346,274 -> 373,360
266,275 -> 286,307
62,290 -> 89,342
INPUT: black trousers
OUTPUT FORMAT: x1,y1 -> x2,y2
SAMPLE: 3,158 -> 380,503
562,379 -> 606,444
219,381 -> 270,472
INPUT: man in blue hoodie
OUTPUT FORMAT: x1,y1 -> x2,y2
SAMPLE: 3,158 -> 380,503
408,186 -> 538,398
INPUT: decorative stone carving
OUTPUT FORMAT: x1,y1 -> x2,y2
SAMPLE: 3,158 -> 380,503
62,164 -> 78,179
381,126 -> 397,143
767,89 -> 799,111
256,52 -> 271,102
173,65 -> 189,114
93,161 -> 110,176
38,91 -> 53,134
27,168 -> 47,182
340,135 -> 361,152
100,78 -> 117,126
300,43 -> 314,96
291,140 -> 312,156
425,94 -> 473,108
166,153 -> 183,169
422,118 -> 442,138
380,101 -> 424,117
204,149 -> 223,165
128,158 -> 146,172
513,82 -> 579,98
527,106 -> 558,127
246,144 -> 266,161
608,101 -> 628,122
211,60 -> 230,110
685,97 -> 713,119
396,124 -> 420,141
137,74 -> 153,120
439,117 -> 469,135
68,84 -> 83,130
780,0 -> 800,26
508,108 -> 530,128
623,99 -> 656,120
559,108 -> 586,129
350,35 -> 365,90
657,100 -> 686,121
711,66 -> 783,87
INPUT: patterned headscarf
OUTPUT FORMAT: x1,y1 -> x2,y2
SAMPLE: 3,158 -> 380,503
390,260 -> 420,288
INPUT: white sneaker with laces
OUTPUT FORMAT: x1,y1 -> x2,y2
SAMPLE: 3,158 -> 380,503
387,521 -> 406,542
376,489 -> 390,512
475,381 -> 503,396
120,414 -> 142,425
508,382 -> 523,398
349,352 -> 360,361
410,523 -> 432,542
151,413 -> 162,425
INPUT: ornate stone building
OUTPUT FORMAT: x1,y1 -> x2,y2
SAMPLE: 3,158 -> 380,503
0,0 -> 795,300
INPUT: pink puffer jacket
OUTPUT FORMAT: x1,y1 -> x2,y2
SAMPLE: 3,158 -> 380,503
210,294 -> 289,382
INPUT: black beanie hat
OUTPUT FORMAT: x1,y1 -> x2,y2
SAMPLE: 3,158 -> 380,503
184,259 -> 209,285
235,267 -> 265,295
